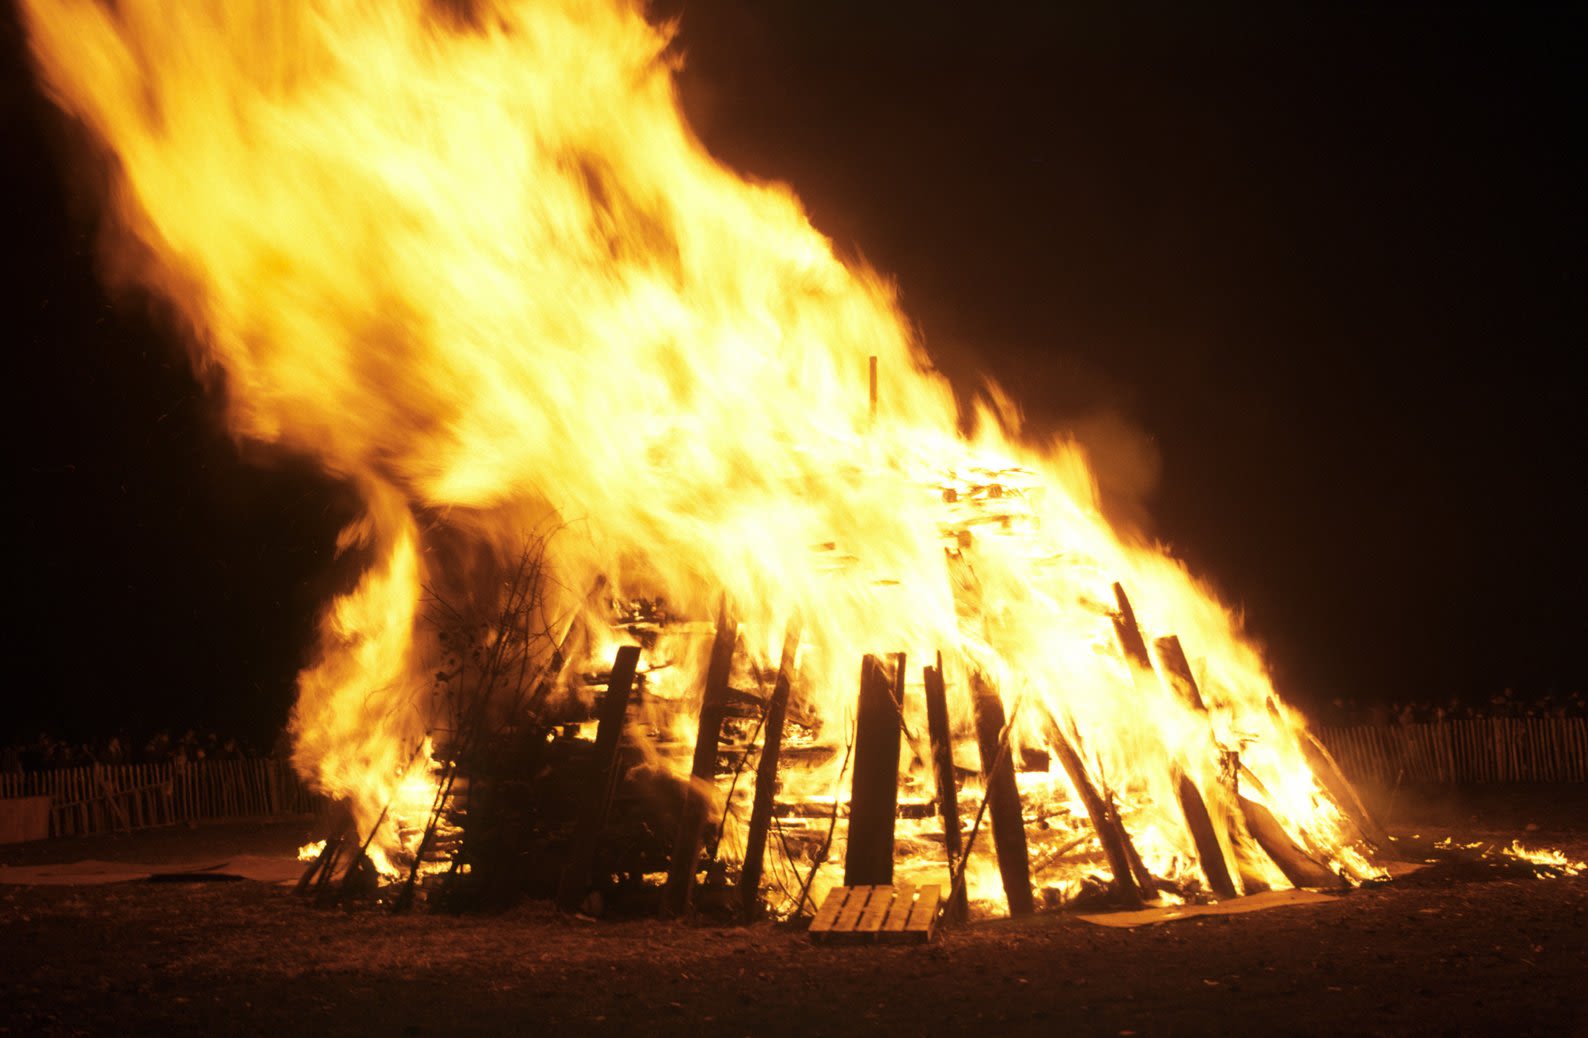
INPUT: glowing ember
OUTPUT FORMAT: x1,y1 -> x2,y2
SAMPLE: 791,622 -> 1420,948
24,0 -> 1394,909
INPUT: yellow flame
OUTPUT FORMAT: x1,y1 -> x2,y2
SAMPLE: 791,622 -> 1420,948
23,0 -> 1374,900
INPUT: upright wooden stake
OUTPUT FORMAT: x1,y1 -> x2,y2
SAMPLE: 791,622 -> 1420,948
557,645 -> 641,912
922,655 -> 968,925
663,607 -> 738,916
845,654 -> 903,886
738,625 -> 800,919
970,673 -> 1035,917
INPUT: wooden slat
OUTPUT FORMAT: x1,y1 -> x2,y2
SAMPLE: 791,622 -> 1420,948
881,884 -> 916,934
808,886 -> 851,937
856,886 -> 894,934
833,885 -> 874,932
904,885 -> 942,938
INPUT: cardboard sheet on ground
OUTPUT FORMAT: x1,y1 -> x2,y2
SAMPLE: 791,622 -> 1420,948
1076,888 -> 1337,928
0,854 -> 302,886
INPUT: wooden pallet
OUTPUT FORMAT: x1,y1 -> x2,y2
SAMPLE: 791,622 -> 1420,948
809,884 -> 942,945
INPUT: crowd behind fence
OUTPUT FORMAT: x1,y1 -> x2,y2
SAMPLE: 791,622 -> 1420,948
1316,717 -> 1588,785
0,759 -> 327,838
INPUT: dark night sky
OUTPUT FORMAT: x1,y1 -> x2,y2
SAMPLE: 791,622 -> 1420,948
1,3 -> 1583,743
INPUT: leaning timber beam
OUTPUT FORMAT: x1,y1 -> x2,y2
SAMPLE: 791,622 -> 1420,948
923,655 -> 968,925
1238,795 -> 1345,889
845,654 -> 905,887
663,606 -> 738,916
738,625 -> 801,919
557,645 -> 642,913
1038,706 -> 1145,907
970,672 -> 1035,917
1110,590 -> 1236,899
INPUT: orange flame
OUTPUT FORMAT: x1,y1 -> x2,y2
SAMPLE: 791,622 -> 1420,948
23,0 -> 1380,905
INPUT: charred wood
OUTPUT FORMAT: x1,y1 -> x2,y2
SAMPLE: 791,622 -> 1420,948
971,673 -> 1035,917
845,654 -> 904,887
922,655 -> 968,925
557,645 -> 641,912
662,606 -> 738,916
738,625 -> 800,919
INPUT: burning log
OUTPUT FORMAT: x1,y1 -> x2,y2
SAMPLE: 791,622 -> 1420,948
662,607 -> 739,916
844,654 -> 904,886
1153,635 -> 1206,713
556,645 -> 642,913
1238,795 -> 1344,889
1109,589 -> 1235,899
1037,706 -> 1145,907
922,655 -> 968,925
970,673 -> 1035,917
738,625 -> 800,919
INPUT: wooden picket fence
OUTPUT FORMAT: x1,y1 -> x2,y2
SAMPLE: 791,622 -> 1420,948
1316,718 -> 1588,785
0,759 -> 327,838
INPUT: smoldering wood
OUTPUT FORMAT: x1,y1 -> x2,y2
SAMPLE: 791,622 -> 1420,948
971,672 -> 1035,917
738,625 -> 800,919
923,655 -> 968,925
1038,706 -> 1144,907
844,654 -> 904,887
557,645 -> 642,912
663,607 -> 739,916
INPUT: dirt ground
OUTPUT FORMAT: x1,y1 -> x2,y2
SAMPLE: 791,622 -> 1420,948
3,786 -> 1586,1037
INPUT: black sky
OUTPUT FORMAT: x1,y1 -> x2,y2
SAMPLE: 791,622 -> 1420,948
2,2 -> 1583,742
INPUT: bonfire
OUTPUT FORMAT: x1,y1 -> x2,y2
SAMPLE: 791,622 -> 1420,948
21,0 -> 1439,924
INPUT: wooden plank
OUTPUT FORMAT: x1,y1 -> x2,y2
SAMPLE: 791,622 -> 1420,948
922,656 -> 967,925
557,645 -> 641,912
856,885 -> 894,934
808,886 -> 851,938
881,883 -> 915,934
844,655 -> 903,887
739,624 -> 800,920
904,884 -> 942,940
663,606 -> 738,916
833,885 -> 874,932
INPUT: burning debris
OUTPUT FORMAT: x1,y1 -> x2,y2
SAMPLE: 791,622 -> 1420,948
19,0 -> 1576,929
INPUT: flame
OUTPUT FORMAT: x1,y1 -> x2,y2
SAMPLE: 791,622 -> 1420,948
23,0 -> 1380,906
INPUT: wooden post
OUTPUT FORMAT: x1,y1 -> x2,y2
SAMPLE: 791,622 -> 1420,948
922,654 -> 968,925
845,655 -> 904,886
557,645 -> 641,912
970,673 -> 1034,917
663,608 -> 738,916
738,625 -> 800,919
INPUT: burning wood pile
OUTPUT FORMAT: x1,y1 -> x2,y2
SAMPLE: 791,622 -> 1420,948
293,524 -> 1390,926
